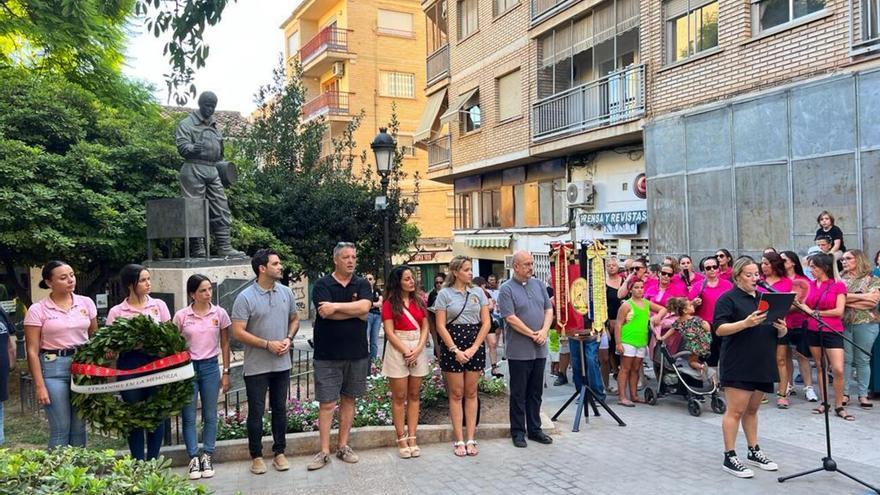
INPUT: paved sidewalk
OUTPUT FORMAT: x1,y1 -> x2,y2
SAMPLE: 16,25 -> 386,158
182,368 -> 880,495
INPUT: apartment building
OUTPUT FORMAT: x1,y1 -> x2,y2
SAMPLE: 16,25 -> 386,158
281,0 -> 455,288
416,0 -> 651,280
644,0 -> 880,261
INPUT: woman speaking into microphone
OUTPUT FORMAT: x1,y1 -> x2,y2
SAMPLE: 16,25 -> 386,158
713,257 -> 787,479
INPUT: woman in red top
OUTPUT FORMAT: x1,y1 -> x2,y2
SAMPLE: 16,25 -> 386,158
758,252 -> 794,409
796,253 -> 852,420
380,265 -> 430,458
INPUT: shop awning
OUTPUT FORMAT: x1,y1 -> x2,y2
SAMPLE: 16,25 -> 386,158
439,87 -> 478,125
465,236 -> 511,249
414,89 -> 447,143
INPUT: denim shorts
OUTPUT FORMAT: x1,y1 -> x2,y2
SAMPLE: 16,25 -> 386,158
313,357 -> 370,403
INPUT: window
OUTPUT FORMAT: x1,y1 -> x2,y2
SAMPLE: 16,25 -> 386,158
378,9 -> 414,36
494,0 -> 518,16
497,70 -> 522,121
379,71 -> 415,98
865,0 -> 880,41
446,193 -> 456,217
426,1 -> 449,54
751,0 -> 826,34
665,0 -> 718,63
454,193 -> 472,229
480,189 -> 501,227
461,90 -> 481,133
457,0 -> 479,40
287,31 -> 300,58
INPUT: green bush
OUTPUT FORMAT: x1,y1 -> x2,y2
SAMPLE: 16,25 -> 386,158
0,447 -> 209,495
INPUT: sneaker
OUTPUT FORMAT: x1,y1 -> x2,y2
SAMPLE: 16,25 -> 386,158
200,453 -> 215,478
553,373 -> 568,386
786,383 -> 795,397
272,453 -> 290,471
188,457 -> 202,480
336,445 -> 359,464
747,445 -> 778,471
307,451 -> 330,471
804,385 -> 819,402
722,451 -> 755,478
250,457 -> 267,475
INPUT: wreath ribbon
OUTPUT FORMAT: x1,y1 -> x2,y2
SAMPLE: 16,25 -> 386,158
71,351 -> 192,377
71,363 -> 195,395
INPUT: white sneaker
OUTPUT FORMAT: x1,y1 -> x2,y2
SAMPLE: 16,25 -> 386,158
187,457 -> 202,480
804,386 -> 819,402
200,452 -> 215,478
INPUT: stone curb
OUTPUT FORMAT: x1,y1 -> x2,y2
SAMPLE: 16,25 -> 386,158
161,412 -> 558,467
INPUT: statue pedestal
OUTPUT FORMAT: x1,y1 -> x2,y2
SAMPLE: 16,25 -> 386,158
144,259 -> 253,315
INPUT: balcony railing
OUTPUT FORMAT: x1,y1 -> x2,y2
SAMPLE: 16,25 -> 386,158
303,91 -> 351,121
427,135 -> 451,168
530,0 -> 577,23
299,27 -> 351,65
426,44 -> 450,85
532,64 -> 645,142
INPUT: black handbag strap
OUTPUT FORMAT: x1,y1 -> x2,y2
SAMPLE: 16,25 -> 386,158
446,289 -> 471,326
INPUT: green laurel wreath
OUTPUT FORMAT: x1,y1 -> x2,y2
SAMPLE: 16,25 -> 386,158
70,315 -> 193,436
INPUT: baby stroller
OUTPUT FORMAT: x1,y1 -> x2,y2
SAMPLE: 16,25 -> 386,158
644,324 -> 726,417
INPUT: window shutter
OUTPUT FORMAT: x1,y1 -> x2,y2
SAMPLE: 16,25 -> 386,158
497,70 -> 521,121
378,9 -> 414,34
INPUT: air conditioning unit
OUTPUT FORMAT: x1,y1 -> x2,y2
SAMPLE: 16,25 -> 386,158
331,61 -> 345,78
566,180 -> 595,207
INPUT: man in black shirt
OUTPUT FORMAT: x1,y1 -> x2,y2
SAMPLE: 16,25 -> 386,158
307,242 -> 372,471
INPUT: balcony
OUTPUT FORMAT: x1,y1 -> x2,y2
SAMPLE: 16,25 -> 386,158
427,135 -> 451,169
302,91 -> 352,122
426,45 -> 450,85
530,0 -> 578,25
532,64 -> 645,142
298,27 -> 355,77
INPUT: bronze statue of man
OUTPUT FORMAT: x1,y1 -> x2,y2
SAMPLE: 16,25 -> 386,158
175,91 -> 245,258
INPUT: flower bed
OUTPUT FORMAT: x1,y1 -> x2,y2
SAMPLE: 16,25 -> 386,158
217,363 -> 506,441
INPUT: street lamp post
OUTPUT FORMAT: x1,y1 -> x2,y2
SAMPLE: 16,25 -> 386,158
371,127 -> 396,285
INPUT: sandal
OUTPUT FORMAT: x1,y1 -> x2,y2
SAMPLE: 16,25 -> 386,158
834,407 -> 855,421
842,395 -> 850,407
407,436 -> 420,457
397,435 -> 412,459
776,394 -> 790,409
491,363 -> 504,378
465,439 -> 479,456
812,404 -> 827,414
453,441 -> 466,457
858,397 -> 873,409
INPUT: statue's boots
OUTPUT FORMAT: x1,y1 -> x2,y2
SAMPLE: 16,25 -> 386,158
215,231 -> 246,258
190,238 -> 207,258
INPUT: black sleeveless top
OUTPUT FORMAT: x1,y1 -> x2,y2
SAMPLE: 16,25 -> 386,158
606,282 -> 622,321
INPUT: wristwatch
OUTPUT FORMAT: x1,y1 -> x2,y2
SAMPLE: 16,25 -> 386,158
222,368 -> 230,375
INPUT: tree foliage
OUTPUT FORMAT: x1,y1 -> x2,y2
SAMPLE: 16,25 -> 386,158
233,61 -> 420,279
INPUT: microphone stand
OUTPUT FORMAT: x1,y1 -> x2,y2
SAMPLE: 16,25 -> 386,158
766,282 -> 878,493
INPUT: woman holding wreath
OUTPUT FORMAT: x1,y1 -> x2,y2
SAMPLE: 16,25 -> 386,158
24,261 -> 97,449
714,257 -> 786,478
174,274 -> 232,479
380,265 -> 430,459
106,264 -> 172,461
433,256 -> 490,457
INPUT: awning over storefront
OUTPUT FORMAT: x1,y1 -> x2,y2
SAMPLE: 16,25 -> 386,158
439,87 -> 478,125
465,236 -> 511,249
414,89 -> 447,143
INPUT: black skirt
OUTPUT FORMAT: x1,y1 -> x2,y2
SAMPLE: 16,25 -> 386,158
440,323 -> 486,373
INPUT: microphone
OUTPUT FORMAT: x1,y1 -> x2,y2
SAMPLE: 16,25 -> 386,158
756,280 -> 778,293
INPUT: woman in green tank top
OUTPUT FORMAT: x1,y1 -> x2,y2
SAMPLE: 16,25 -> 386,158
614,279 -> 667,407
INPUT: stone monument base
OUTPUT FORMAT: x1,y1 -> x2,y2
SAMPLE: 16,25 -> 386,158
144,258 -> 253,315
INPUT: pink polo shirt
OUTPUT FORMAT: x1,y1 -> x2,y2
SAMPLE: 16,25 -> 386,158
688,278 -> 734,324
24,294 -> 97,350
105,296 -> 171,326
805,279 -> 847,333
173,304 -> 231,360
644,277 -> 688,308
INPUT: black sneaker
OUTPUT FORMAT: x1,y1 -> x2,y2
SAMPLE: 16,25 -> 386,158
722,451 -> 754,478
187,456 -> 202,480
200,452 -> 215,478
747,445 -> 778,471
553,373 -> 568,386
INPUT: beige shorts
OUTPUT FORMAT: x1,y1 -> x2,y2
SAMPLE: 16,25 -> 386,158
381,330 -> 430,378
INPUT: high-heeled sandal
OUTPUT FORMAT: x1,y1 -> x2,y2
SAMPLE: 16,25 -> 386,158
397,435 -> 412,459
490,363 -> 504,378
407,436 -> 420,457
453,441 -> 466,457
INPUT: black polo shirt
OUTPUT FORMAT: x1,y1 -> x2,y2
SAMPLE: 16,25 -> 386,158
312,274 -> 372,360
713,286 -> 779,384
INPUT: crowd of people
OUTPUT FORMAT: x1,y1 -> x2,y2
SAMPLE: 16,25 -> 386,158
9,209 -> 880,483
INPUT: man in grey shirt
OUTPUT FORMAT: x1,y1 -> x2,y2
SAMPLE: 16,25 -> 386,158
498,250 -> 554,448
231,249 -> 299,475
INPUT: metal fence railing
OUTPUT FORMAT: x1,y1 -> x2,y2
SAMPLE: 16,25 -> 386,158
426,44 -> 450,85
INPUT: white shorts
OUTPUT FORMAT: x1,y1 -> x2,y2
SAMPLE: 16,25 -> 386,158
599,332 -> 609,350
559,335 -> 570,354
620,343 -> 647,358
